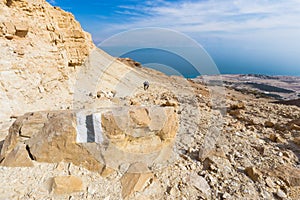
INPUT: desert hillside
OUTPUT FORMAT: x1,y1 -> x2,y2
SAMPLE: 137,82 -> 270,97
1,1 -> 300,200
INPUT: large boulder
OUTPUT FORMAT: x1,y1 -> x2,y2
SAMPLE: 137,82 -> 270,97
0,106 -> 178,172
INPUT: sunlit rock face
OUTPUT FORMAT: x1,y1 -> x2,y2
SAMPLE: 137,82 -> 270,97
0,106 -> 178,172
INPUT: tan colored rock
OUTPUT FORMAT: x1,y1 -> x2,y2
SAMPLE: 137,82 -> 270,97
121,173 -> 153,199
189,172 -> 211,198
1,107 -> 178,172
228,109 -> 241,116
269,134 -> 286,143
101,111 -> 125,140
294,137 -> 300,146
26,111 -> 104,171
4,33 -> 13,39
198,147 -> 226,161
129,107 -> 150,127
230,102 -> 245,110
265,177 -> 275,188
161,99 -> 178,107
202,156 -> 232,178
157,107 -> 178,140
1,111 -> 104,172
121,163 -> 153,199
51,176 -> 83,195
288,120 -> 300,131
0,143 -> 33,167
264,121 -> 275,128
0,122 -> 19,161
3,22 -> 15,35
129,98 -> 141,106
14,22 -> 28,37
102,106 -> 178,153
245,166 -> 262,182
100,166 -> 115,178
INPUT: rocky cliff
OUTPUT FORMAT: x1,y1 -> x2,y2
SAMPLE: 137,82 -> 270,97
0,0 -> 96,135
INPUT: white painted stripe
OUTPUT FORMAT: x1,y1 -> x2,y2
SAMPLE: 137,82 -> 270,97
93,113 -> 104,144
76,112 -> 88,143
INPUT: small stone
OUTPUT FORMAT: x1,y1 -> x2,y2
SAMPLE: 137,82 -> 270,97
269,134 -> 277,142
14,22 -> 29,37
119,163 -> 130,174
294,137 -> 300,145
230,102 -> 245,110
4,34 -> 13,40
222,192 -> 231,199
189,172 -> 211,198
245,166 -> 262,182
100,166 -> 115,177
121,172 -> 153,199
276,136 -> 286,143
169,186 -> 178,196
87,185 -> 97,195
276,189 -> 287,199
289,123 -> 300,131
269,134 -> 286,143
51,176 -> 83,195
265,121 -> 275,128
261,190 -> 273,199
265,177 -> 275,188
235,132 -> 242,136
120,162 -> 153,199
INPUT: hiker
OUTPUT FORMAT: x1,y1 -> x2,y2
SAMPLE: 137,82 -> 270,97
143,81 -> 149,90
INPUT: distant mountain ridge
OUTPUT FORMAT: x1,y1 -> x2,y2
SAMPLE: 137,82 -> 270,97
195,74 -> 300,101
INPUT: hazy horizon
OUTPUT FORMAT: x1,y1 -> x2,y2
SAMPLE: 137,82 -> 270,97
47,0 -> 300,76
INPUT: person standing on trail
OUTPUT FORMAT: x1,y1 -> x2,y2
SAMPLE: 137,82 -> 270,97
143,81 -> 149,90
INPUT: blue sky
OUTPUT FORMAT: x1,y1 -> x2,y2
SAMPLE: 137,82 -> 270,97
47,0 -> 300,76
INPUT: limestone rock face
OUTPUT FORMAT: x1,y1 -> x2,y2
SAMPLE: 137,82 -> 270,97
0,106 -> 178,172
0,0 -> 95,135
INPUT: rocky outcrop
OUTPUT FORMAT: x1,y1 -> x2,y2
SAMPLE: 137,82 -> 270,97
0,111 -> 104,171
0,0 -> 95,136
117,57 -> 142,68
102,106 -> 178,153
0,106 -> 178,172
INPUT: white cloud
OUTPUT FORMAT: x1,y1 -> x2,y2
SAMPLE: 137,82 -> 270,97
104,0 -> 300,36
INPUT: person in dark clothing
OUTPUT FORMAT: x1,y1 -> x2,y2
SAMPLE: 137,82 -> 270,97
143,81 -> 149,90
